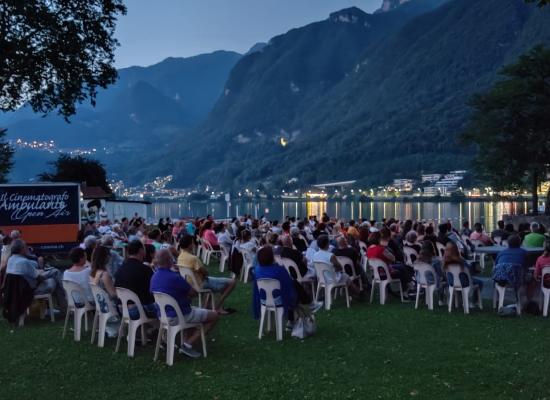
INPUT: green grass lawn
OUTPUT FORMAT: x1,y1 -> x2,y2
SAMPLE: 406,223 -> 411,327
1,262 -> 550,400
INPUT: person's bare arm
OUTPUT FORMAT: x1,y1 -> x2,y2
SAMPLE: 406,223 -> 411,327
331,255 -> 343,271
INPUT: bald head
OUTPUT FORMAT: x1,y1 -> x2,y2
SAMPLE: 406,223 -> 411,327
155,248 -> 174,269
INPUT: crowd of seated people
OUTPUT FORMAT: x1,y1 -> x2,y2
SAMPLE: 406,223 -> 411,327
2,210 -> 550,356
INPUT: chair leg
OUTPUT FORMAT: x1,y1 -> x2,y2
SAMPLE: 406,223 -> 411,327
128,322 -> 139,357
200,325 -> 207,357
74,310 -> 83,342
48,296 -> 55,322
141,324 -> 147,346
380,282 -> 387,305
98,316 -> 107,348
398,282 -> 404,303
370,283 -> 375,304
344,286 -> 350,308
463,288 -> 470,314
448,288 -> 454,313
154,326 -> 163,361
275,308 -> 284,341
258,306 -> 266,339
497,285 -> 505,311
166,328 -> 177,366
415,285 -> 421,309
115,320 -> 125,353
325,287 -> 331,310
543,292 -> 549,317
62,309 -> 71,339
91,313 -> 98,344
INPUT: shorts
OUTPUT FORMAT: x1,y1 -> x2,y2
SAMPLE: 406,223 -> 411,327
167,307 -> 209,325
202,276 -> 232,293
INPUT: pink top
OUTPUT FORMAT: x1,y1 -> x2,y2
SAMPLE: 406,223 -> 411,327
470,231 -> 492,246
202,229 -> 219,246
534,254 -> 550,280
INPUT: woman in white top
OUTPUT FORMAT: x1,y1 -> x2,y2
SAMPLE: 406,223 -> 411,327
63,247 -> 93,304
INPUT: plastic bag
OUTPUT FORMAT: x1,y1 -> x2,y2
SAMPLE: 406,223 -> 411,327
291,316 -> 316,339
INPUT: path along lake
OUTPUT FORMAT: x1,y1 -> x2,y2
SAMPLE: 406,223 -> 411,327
149,200 -> 528,231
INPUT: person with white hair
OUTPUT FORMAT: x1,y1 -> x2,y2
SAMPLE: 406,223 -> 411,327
7,239 -> 66,311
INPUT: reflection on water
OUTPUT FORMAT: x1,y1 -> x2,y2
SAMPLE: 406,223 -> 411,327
150,200 -> 528,231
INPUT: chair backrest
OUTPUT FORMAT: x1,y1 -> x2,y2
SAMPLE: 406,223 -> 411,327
313,261 -> 336,285
368,258 -> 391,281
274,254 -> 283,265
202,238 -> 214,251
435,242 -> 446,258
403,247 -> 419,266
177,266 -> 201,291
280,257 -> 305,281
413,261 -> 437,286
62,280 -> 89,309
240,248 -> 254,266
335,256 -> 356,278
256,278 -> 282,308
445,263 -> 472,289
493,236 -> 502,246
116,286 -> 147,320
470,239 -> 483,248
541,266 -> 550,290
89,282 -> 118,315
153,291 -> 185,324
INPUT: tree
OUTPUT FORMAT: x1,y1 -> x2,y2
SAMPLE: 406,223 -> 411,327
39,154 -> 112,194
0,0 -> 126,118
462,45 -> 550,215
526,0 -> 550,6
0,129 -> 13,183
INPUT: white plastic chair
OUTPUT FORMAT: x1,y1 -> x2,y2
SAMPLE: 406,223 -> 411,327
280,257 -> 316,296
237,247 -> 254,283
18,291 -> 56,327
153,292 -> 207,366
358,241 -> 369,275
541,266 -> 550,317
492,282 -> 521,316
178,266 -> 215,310
90,283 -> 119,347
256,278 -> 284,341
335,255 -> 363,291
369,258 -> 403,305
62,281 -> 94,341
219,245 -> 230,273
313,262 -> 349,310
115,287 -> 158,357
403,247 -> 419,267
470,239 -> 487,270
446,264 -> 482,314
202,239 -> 223,266
413,262 -> 438,310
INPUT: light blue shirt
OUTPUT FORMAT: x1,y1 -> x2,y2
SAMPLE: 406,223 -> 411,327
6,255 -> 39,288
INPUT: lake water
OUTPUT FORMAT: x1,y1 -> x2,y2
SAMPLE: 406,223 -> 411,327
149,200 -> 528,232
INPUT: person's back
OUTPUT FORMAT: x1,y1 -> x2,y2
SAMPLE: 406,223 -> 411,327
7,253 -> 38,288
280,245 -> 307,276
150,266 -> 192,317
523,231 -> 545,248
312,247 -> 333,266
63,267 -> 92,303
115,258 -> 154,306
495,246 -> 527,267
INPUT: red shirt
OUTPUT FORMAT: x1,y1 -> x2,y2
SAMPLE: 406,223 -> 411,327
367,245 -> 392,265
534,254 -> 550,281
202,229 -> 219,246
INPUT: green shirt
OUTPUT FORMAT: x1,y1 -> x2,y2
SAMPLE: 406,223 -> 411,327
523,232 -> 546,248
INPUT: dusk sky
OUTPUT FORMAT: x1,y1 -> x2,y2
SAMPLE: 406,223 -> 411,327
114,0 -> 380,68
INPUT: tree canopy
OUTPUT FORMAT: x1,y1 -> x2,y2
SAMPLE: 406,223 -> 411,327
39,154 -> 112,194
462,45 -> 550,214
0,129 -> 13,183
526,0 -> 550,6
0,0 -> 126,118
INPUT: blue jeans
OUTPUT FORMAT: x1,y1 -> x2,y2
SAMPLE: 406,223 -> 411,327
128,303 -> 157,320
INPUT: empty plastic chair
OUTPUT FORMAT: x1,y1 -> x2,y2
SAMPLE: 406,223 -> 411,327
62,280 -> 94,340
435,242 -> 446,258
369,258 -> 403,305
413,262 -> 438,310
446,263 -> 483,314
89,283 -> 119,347
314,261 -> 349,310
115,287 -> 158,357
153,292 -> 207,366
256,278 -> 284,341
